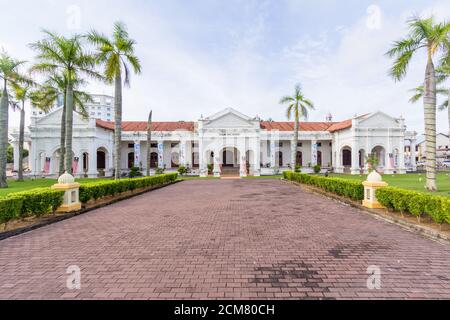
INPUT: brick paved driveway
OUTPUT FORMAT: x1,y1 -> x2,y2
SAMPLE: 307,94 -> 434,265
1,179 -> 450,300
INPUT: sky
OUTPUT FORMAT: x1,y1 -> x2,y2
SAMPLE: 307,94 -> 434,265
1,0 -> 450,134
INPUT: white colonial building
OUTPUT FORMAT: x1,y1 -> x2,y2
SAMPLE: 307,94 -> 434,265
11,106 -> 411,178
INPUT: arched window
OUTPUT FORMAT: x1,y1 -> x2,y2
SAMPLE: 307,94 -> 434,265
128,152 -> 135,169
296,152 -> 303,166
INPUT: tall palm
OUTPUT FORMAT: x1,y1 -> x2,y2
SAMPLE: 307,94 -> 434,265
11,83 -> 35,181
387,16 -> 450,191
88,22 -> 142,180
280,84 -> 315,169
32,73 -> 93,176
0,52 -> 26,188
30,31 -> 101,175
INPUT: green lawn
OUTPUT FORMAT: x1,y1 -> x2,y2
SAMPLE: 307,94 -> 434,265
0,178 -> 109,198
330,173 -> 450,197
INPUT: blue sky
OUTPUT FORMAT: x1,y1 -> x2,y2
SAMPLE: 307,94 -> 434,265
1,0 -> 450,133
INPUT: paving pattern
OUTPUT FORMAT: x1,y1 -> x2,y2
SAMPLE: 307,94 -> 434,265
1,179 -> 450,300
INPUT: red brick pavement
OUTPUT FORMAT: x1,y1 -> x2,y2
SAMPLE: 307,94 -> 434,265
1,179 -> 450,300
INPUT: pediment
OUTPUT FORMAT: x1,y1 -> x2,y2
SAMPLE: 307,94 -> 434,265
358,112 -> 399,128
203,108 -> 256,129
36,108 -> 88,127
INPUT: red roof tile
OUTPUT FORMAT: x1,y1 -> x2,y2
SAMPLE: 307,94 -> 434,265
96,119 -> 195,132
327,119 -> 353,133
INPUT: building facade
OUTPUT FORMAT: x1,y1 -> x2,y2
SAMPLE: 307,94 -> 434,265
12,107 -> 410,178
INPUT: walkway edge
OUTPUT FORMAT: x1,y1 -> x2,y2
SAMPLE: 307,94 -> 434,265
0,180 -> 183,242
283,179 -> 450,247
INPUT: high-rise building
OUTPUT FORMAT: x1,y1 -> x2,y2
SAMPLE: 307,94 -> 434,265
31,94 -> 114,122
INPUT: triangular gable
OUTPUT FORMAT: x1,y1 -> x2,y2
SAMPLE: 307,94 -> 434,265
203,108 -> 256,128
357,111 -> 399,128
35,107 -> 89,127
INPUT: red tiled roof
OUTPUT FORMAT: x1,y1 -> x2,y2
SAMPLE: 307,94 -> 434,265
260,121 -> 337,132
327,119 -> 353,133
96,119 -> 195,132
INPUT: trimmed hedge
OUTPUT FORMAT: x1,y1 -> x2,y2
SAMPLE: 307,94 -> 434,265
376,187 -> 450,224
283,171 -> 364,201
79,173 -> 178,204
0,189 -> 64,228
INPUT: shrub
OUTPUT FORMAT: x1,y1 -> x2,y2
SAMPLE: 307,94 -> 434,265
0,196 -> 23,229
155,167 -> 165,175
294,165 -> 302,173
178,166 -> 188,176
129,167 -> 143,178
207,164 -> 213,175
313,165 -> 321,174
79,173 -> 178,204
11,189 -> 64,218
283,171 -> 364,201
376,187 -> 450,225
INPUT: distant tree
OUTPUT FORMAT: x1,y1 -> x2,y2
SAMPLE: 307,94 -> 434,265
279,84 -> 315,169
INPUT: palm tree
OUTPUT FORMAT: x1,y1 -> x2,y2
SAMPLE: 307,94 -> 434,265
387,16 -> 450,191
31,73 -> 93,176
30,31 -> 101,175
280,84 -> 315,169
10,83 -> 34,181
88,22 -> 142,180
0,52 -> 26,188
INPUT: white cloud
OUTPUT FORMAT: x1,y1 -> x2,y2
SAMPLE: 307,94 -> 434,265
366,5 -> 383,30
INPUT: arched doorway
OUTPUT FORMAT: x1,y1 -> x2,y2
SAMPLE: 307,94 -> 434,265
128,152 -> 135,169
192,152 -> 199,168
150,152 -> 158,168
82,152 -> 89,173
342,147 -> 352,167
372,146 -> 386,167
317,151 -> 322,166
171,152 -> 180,168
246,150 -> 255,175
359,149 -> 366,168
276,151 -> 283,167
97,149 -> 106,170
222,147 -> 239,167
296,151 -> 303,166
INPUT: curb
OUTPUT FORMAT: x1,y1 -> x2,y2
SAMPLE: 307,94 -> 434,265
0,180 -> 182,242
283,179 -> 450,247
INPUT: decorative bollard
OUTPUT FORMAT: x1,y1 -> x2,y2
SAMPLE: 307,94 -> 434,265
51,172 -> 82,213
362,171 -> 388,209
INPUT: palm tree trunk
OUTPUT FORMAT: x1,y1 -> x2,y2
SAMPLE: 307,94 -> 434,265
114,73 -> 122,180
18,103 -> 25,181
448,88 -> 450,147
65,82 -> 74,174
146,110 -> 152,177
0,83 -> 9,188
424,57 -> 438,191
59,94 -> 66,177
291,114 -> 299,169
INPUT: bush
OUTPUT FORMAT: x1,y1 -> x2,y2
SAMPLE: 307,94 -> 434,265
155,167 -> 165,175
376,187 -> 450,225
178,166 -> 188,176
11,189 -> 64,218
313,165 -> 321,174
0,196 -> 23,228
207,164 -> 213,175
294,165 -> 302,173
79,173 -> 178,204
129,167 -> 143,178
284,171 -> 364,201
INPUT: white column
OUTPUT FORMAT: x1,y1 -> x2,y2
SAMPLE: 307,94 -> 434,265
134,140 -> 141,168
180,139 -> 187,167
398,137 -> 406,174
351,140 -> 359,175
158,140 -> 164,169
311,140 -> 318,167
385,129 -> 394,174
213,152 -> 221,177
270,136 -> 276,168
411,139 -> 417,171
28,142 -> 33,172
88,146 -> 98,178
254,138 -> 261,176
12,142 -> 20,172
199,138 -> 207,177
